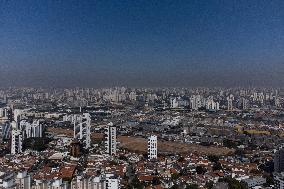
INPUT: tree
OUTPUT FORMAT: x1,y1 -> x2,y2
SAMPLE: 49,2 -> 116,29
180,168 -> 188,176
152,177 -> 161,185
213,162 -> 223,171
186,184 -> 199,189
259,160 -> 274,173
171,173 -> 180,180
178,156 -> 185,162
250,169 -> 261,174
219,177 -> 247,189
263,175 -> 274,187
129,176 -> 143,189
235,149 -> 244,156
22,137 -> 50,151
223,139 -> 237,148
119,155 -> 128,161
205,181 -> 214,189
208,155 -> 219,163
196,166 -> 206,175
170,184 -> 180,189
109,160 -> 118,166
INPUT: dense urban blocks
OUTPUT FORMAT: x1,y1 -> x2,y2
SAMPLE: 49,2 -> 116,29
0,87 -> 283,189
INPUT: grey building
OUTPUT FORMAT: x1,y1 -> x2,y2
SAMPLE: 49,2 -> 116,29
275,148 -> 284,173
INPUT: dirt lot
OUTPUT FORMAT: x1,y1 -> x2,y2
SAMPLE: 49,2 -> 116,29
118,136 -> 234,156
47,128 -> 233,156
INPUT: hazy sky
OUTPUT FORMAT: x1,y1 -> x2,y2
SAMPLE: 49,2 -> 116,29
1,0 -> 284,88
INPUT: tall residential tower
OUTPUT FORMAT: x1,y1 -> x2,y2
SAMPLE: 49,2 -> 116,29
148,135 -> 157,160
105,122 -> 116,156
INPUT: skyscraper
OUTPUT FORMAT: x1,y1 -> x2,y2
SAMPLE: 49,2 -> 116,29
105,122 -> 117,156
227,96 -> 234,111
170,97 -> 179,109
241,98 -> 249,110
21,120 -> 43,138
11,121 -> 23,155
0,107 -> 11,123
63,113 -> 91,149
148,135 -> 157,160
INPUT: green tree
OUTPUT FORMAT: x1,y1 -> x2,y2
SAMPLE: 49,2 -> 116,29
119,155 -> 128,161
205,181 -> 214,189
223,139 -> 238,148
219,177 -> 248,189
23,137 -> 50,151
171,173 -> 180,180
186,184 -> 199,189
129,176 -> 143,189
170,185 -> 180,189
196,166 -> 206,175
152,177 -> 161,185
235,149 -> 244,156
213,162 -> 223,171
264,175 -> 274,186
208,155 -> 219,163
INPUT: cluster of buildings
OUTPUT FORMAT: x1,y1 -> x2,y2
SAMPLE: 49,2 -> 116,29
0,87 -> 284,188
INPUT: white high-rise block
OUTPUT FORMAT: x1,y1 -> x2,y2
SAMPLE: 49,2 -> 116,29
15,171 -> 31,189
106,174 -> 120,189
11,121 -> 23,155
170,97 -> 179,108
21,120 -> 43,138
105,122 -> 116,156
64,113 -> 91,149
13,109 -> 24,123
148,135 -> 157,160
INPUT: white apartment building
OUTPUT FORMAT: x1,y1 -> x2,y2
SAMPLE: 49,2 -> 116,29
71,174 -> 120,189
11,118 -> 44,155
21,120 -> 43,138
105,174 -> 120,189
0,107 -> 10,123
63,113 -> 91,149
33,178 -> 69,189
105,122 -> 116,156
148,135 -> 157,160
0,171 -> 31,189
71,176 -> 105,189
206,98 -> 220,111
170,97 -> 179,108
11,121 -> 23,155
15,171 -> 31,189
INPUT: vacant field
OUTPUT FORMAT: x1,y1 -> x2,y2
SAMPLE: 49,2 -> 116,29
118,136 -> 234,156
47,127 -> 73,136
47,128 -> 233,156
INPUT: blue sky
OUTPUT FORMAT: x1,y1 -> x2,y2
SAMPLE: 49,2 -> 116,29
0,0 -> 284,87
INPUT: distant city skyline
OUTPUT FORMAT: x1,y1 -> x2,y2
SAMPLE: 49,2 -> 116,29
1,0 -> 284,87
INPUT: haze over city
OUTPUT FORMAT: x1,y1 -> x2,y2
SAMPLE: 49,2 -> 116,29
1,0 -> 284,87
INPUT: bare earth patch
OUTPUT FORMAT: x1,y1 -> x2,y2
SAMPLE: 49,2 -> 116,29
118,136 -> 234,156
47,128 -> 233,156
